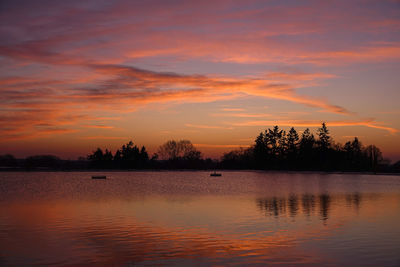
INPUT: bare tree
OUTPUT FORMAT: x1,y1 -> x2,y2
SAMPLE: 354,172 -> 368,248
158,140 -> 201,160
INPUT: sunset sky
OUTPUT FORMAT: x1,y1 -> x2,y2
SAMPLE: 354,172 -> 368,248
1,0 -> 399,161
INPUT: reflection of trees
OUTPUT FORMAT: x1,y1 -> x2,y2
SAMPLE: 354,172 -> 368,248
319,194 -> 330,222
256,193 -> 363,223
346,193 -> 361,212
256,197 -> 287,218
288,194 -> 299,217
301,194 -> 316,217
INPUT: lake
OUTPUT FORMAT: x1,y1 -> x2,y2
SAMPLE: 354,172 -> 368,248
0,171 -> 399,266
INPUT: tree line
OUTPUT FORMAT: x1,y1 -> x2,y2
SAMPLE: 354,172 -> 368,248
1,123 -> 399,172
86,139 -> 213,169
221,123 -> 394,172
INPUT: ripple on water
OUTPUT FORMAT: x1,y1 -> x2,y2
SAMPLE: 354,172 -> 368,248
0,171 -> 400,266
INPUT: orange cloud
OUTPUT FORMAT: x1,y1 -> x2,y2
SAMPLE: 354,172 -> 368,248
221,108 -> 246,112
84,125 -> 115,129
212,113 -> 272,118
301,45 -> 400,65
89,65 -> 351,114
185,124 -> 233,130
79,136 -> 127,140
193,143 -> 251,148
1,62 -> 353,141
1,0 -> 399,157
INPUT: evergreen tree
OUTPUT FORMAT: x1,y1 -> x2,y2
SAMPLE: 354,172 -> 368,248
299,128 -> 315,169
140,146 -> 149,161
266,126 -> 283,159
316,123 -> 332,169
104,149 -> 113,162
317,122 -> 331,151
287,128 -> 299,151
299,128 -> 315,151
344,137 -> 363,170
87,148 -> 104,168
278,130 -> 288,160
286,127 -> 299,168
254,132 -> 267,168
88,148 -> 104,161
114,149 -> 122,161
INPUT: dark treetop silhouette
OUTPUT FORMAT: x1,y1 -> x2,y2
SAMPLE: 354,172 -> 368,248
0,123 -> 399,172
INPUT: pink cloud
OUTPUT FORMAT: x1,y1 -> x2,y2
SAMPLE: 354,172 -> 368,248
0,0 -> 398,156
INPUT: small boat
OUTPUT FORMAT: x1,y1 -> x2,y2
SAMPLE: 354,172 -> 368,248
92,175 -> 106,179
210,171 -> 222,177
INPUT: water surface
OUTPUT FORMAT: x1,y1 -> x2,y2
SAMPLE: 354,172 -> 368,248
0,171 -> 399,266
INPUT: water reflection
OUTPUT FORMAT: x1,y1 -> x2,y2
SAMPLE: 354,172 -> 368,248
346,192 -> 362,211
319,194 -> 330,222
256,193 -> 364,223
302,194 -> 316,217
0,172 -> 399,266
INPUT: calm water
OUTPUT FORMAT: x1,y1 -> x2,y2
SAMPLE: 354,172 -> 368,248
0,171 -> 399,266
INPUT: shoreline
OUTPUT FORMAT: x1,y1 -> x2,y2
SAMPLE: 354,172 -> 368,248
0,168 -> 399,176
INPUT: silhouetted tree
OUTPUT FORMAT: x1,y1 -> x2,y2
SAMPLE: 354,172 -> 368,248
114,149 -> 122,161
266,126 -> 283,159
158,140 -> 201,161
103,149 -> 113,168
299,128 -> 315,169
87,148 -> 105,168
221,147 -> 253,169
88,148 -> 104,161
220,122 -> 391,172
86,140 -> 149,169
317,122 -> 331,151
391,161 -> 400,172
0,154 -> 17,167
253,132 -> 268,168
25,155 -> 61,169
140,146 -> 149,161
287,127 -> 299,153
104,149 -> 113,161
344,137 -> 363,170
157,140 -> 202,168
119,141 -> 149,168
278,130 -> 288,161
80,128 -> 394,172
316,123 -> 332,169
364,145 -> 382,172
286,127 -> 299,168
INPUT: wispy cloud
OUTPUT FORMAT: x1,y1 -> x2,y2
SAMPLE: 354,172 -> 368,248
221,108 -> 246,112
212,113 -> 272,118
265,72 -> 336,81
84,125 -> 115,129
0,64 -> 352,140
185,124 -> 233,130
0,0 -> 398,157
193,144 -> 251,148
231,119 -> 398,134
79,136 -> 127,140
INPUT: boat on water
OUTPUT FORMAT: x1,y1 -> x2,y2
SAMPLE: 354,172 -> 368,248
92,175 -> 106,179
210,171 -> 222,177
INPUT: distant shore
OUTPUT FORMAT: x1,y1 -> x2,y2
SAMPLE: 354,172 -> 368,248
1,168 -> 399,176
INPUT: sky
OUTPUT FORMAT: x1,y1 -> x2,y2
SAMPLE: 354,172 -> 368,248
0,0 -> 400,161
